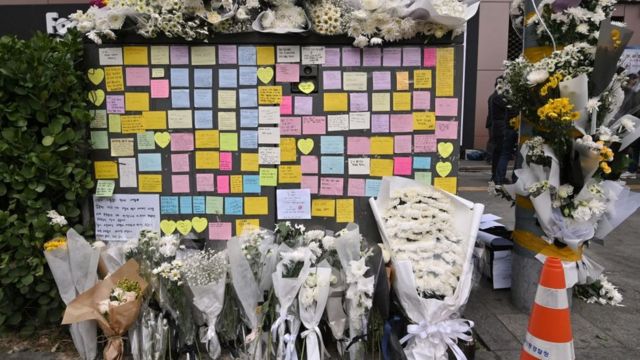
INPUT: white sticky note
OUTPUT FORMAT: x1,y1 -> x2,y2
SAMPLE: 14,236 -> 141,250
276,189 -> 311,219
301,46 -> 325,64
118,157 -> 137,188
168,110 -> 193,129
343,72 -> 368,91
259,106 -> 280,124
259,147 -> 280,165
348,158 -> 371,175
99,47 -> 123,65
258,127 -> 281,144
277,45 -> 301,63
327,114 -> 350,132
349,112 -> 370,130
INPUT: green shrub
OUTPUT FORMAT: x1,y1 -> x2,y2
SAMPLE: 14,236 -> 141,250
0,31 -> 94,333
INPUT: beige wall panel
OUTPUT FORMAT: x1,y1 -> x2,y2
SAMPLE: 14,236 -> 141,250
477,2 -> 511,71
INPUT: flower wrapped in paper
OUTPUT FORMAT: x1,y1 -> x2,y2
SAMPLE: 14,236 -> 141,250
298,265 -> 332,360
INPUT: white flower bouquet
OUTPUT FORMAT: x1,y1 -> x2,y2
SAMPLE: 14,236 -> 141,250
298,265 -> 332,360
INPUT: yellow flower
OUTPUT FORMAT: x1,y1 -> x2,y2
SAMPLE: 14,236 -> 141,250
44,237 -> 67,251
600,162 -> 612,174
509,115 -> 521,129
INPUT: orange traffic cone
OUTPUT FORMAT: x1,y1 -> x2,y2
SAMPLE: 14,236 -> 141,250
520,257 -> 575,360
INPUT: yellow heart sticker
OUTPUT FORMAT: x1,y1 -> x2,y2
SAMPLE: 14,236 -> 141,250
436,161 -> 453,177
87,68 -> 105,85
257,67 -> 274,84
298,81 -> 315,94
160,220 -> 177,235
176,220 -> 193,236
297,138 -> 314,155
87,89 -> 105,106
438,142 -> 454,158
192,217 -> 208,233
154,132 -> 171,148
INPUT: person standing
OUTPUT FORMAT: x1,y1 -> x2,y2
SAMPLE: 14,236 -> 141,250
488,83 -> 519,185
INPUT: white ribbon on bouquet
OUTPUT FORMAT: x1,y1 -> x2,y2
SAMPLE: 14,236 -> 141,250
400,318 -> 474,360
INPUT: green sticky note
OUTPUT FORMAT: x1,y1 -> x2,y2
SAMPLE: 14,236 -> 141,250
90,110 -> 108,128
90,131 -> 109,149
219,132 -> 238,151
206,196 -> 223,214
109,114 -> 121,133
259,168 -> 278,186
137,131 -> 156,150
414,171 -> 432,186
95,180 -> 115,197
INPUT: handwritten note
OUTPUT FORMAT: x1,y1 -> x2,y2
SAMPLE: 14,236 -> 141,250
94,194 -> 159,241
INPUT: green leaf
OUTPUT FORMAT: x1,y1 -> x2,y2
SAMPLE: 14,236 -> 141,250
41,135 -> 54,146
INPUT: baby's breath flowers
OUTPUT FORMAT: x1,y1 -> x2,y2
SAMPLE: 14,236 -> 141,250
182,249 -> 228,287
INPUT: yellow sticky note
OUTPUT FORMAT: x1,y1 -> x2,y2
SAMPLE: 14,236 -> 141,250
94,161 -> 118,179
142,111 -> 167,130
151,68 -> 165,78
413,112 -> 436,130
138,174 -> 162,192
108,114 -> 121,133
244,197 -> 268,215
195,130 -> 219,149
414,70 -> 433,89
393,92 -> 411,111
370,137 -> 394,155
105,66 -> 124,92
311,199 -> 335,217
195,151 -> 219,169
241,153 -> 259,172
120,115 -> 145,134
230,175 -> 243,193
434,177 -> 457,194
260,168 -> 278,186
256,46 -> 275,65
336,199 -> 354,223
280,138 -> 297,162
218,112 -> 237,130
370,158 -> 394,177
218,90 -> 236,109
372,93 -> 390,112
220,133 -> 238,151
278,165 -> 301,184
150,46 -> 169,64
125,92 -> 149,111
324,93 -> 348,112
191,46 -> 216,65
258,86 -> 282,105
436,48 -> 454,96
396,72 -> 409,91
123,46 -> 148,65
236,218 -> 260,235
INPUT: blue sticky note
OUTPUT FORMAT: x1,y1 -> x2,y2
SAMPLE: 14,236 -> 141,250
239,88 -> 257,108
243,175 -> 261,193
238,46 -> 256,65
365,179 -> 382,197
180,196 -> 192,214
239,66 -> 258,85
320,136 -> 344,154
413,156 -> 431,169
138,153 -> 162,172
194,68 -> 212,88
224,197 -> 243,215
170,68 -> 189,87
240,130 -> 258,149
219,69 -> 238,88
194,89 -> 212,108
195,110 -> 213,128
161,196 -> 179,214
240,109 -> 259,128
171,89 -> 190,108
193,196 -> 206,214
320,156 -> 344,174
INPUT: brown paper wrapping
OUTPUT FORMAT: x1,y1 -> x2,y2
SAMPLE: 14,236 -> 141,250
62,259 -> 148,360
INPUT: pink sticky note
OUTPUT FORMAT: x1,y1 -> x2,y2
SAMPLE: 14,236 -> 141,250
394,157 -> 413,176
402,47 -> 421,66
294,96 -> 313,115
348,178 -> 365,197
324,48 -> 341,67
106,95 -> 125,114
394,135 -> 412,154
171,133 -> 194,151
276,63 -> 300,83
219,152 -> 233,171
342,47 -> 360,67
301,155 -> 319,174
373,71 -> 391,90
171,174 -> 190,193
170,45 -> 189,64
171,153 -> 190,172
280,96 -> 293,115
126,67 -> 150,86
424,48 -> 436,67
301,175 -> 318,194
371,114 -> 389,133
217,175 -> 230,193
363,47 -> 382,67
435,121 -> 459,139
390,114 -> 413,133
414,134 -> 437,153
383,48 -> 401,67
218,45 -> 238,64
349,93 -> 368,112
435,98 -> 459,116
196,173 -> 215,192
347,137 -> 370,155
209,222 -> 231,240
413,91 -> 431,110
302,116 -> 326,135
150,79 -> 169,98
320,177 -> 344,196
281,117 -> 302,135
323,70 -> 342,90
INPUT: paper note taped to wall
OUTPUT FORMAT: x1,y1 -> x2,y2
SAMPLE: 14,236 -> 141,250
94,194 -> 160,241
